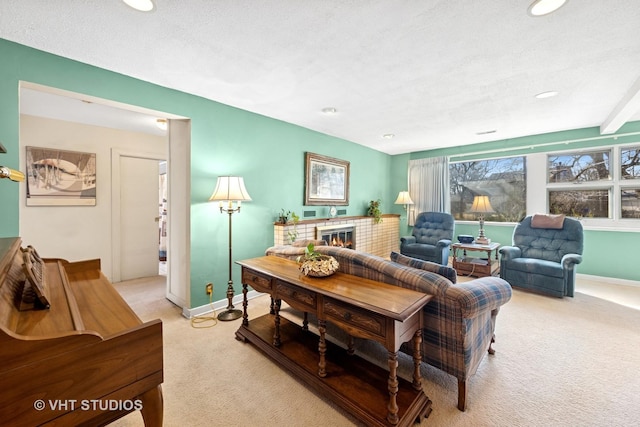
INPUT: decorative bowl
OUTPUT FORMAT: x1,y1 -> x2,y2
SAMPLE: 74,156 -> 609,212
299,255 -> 339,277
457,235 -> 474,244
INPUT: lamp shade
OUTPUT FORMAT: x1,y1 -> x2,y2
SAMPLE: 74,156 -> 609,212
394,191 -> 414,205
209,176 -> 252,202
470,195 -> 494,213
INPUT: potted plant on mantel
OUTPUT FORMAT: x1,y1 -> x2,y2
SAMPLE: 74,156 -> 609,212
367,199 -> 383,224
296,243 -> 339,277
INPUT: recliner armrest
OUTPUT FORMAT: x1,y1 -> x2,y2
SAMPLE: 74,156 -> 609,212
400,236 -> 416,245
499,245 -> 521,261
436,239 -> 452,248
561,253 -> 583,269
445,277 -> 513,319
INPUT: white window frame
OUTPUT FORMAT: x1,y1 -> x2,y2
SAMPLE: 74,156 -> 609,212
540,145 -> 640,230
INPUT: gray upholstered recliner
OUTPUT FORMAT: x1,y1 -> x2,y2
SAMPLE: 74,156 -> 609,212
499,214 -> 583,297
400,211 -> 454,265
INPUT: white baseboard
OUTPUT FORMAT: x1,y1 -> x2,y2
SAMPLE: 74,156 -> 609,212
577,273 -> 640,288
182,289 -> 264,319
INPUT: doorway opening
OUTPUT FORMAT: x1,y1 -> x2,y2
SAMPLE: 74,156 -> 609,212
19,81 -> 191,310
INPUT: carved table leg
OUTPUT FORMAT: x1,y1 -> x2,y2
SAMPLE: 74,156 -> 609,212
347,335 -> 355,355
412,329 -> 423,391
241,283 -> 249,327
302,312 -> 309,331
273,299 -> 281,347
387,351 -> 399,425
318,319 -> 327,378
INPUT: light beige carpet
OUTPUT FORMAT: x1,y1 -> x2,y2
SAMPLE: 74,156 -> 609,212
112,277 -> 640,427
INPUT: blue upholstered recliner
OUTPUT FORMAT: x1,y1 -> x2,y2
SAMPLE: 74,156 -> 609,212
499,215 -> 583,297
400,211 -> 454,265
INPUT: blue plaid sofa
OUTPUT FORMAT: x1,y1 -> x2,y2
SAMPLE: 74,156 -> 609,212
264,242 -> 512,411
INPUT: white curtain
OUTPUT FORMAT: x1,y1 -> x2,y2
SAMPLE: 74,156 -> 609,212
407,156 -> 450,225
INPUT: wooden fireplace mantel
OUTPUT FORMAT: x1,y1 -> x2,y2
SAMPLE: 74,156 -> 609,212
273,214 -> 400,258
273,214 -> 400,226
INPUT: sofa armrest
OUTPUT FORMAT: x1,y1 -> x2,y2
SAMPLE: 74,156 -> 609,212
436,239 -> 452,248
264,245 -> 305,260
445,277 -> 513,319
561,253 -> 583,269
400,236 -> 416,245
498,245 -> 521,261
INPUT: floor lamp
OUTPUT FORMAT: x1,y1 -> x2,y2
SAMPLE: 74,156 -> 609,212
209,176 -> 252,321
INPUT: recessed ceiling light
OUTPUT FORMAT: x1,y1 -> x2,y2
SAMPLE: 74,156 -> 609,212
321,107 -> 337,114
528,0 -> 568,17
382,134 -> 395,139
122,0 -> 155,12
535,91 -> 559,99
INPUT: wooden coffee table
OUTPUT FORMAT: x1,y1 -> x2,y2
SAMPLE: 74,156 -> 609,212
235,256 -> 433,426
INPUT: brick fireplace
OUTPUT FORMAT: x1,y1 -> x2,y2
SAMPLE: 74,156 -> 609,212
273,215 -> 400,259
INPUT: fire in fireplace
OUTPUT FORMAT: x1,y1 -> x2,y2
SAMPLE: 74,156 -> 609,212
316,224 -> 355,249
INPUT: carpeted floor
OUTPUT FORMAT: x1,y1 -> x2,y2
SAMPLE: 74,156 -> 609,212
112,276 -> 640,427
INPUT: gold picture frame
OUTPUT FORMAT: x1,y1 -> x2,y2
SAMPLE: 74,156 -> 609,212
304,152 -> 350,206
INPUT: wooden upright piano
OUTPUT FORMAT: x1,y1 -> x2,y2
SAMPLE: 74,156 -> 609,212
0,237 -> 163,426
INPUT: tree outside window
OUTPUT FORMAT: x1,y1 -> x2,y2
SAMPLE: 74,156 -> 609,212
449,157 -> 526,222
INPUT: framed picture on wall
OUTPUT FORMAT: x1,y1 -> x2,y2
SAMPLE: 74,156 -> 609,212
25,146 -> 97,206
304,152 -> 350,206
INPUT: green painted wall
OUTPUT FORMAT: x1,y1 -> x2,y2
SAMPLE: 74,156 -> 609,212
396,125 -> 640,281
0,39 -> 396,307
2,37 -> 637,307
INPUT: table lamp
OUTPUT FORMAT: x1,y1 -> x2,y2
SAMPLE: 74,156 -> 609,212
470,195 -> 494,245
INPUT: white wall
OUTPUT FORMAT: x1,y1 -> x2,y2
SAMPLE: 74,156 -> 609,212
19,114 -> 166,281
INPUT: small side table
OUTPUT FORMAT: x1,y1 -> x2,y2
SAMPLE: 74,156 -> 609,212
452,242 -> 501,277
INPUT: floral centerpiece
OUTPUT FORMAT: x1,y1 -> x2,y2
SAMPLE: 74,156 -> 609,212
296,243 -> 339,277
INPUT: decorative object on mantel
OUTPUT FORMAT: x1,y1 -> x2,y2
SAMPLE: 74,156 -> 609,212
209,175 -> 252,321
367,199 -> 383,223
470,194 -> 495,245
296,243 -> 339,277
287,211 -> 300,243
329,205 -> 337,218
278,208 -> 291,224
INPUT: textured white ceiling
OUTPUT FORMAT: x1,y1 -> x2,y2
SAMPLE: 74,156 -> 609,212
2,0 -> 640,155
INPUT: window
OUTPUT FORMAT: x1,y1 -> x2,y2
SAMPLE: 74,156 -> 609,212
549,189 -> 609,218
546,145 -> 640,221
449,156 -> 526,222
546,150 -> 612,218
621,147 -> 640,180
548,150 -> 610,183
621,188 -> 640,218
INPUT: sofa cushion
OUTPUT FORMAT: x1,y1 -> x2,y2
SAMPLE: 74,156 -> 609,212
390,251 -> 457,283
504,257 -> 564,278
